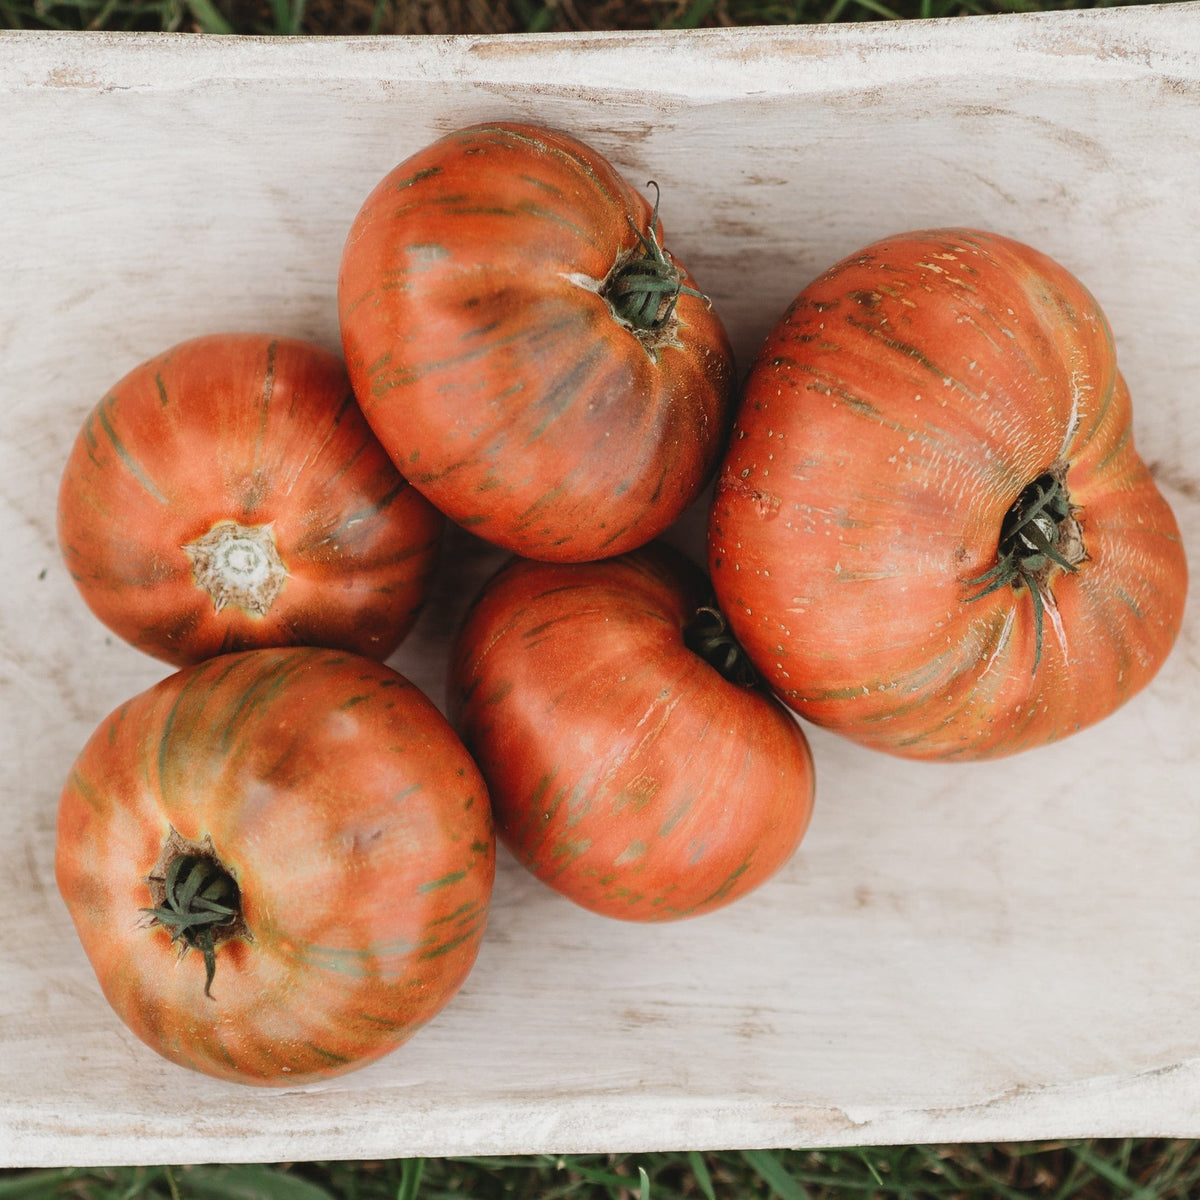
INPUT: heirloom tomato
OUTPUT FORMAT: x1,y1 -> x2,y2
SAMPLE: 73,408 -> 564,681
338,121 -> 735,562
55,646 -> 495,1086
450,546 -> 815,921
57,333 -> 443,666
709,228 -> 1188,761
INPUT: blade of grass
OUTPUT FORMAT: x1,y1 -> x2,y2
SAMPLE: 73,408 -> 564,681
181,1165 -> 338,1200
674,0 -> 718,26
820,0 -> 851,21
156,1 -> 185,32
741,1150 -> 811,1200
845,0 -> 904,18
268,0 -> 306,35
855,1150 -> 885,1187
555,1162 -> 652,1192
115,1166 -> 164,1200
185,0 -> 233,33
84,0 -> 116,27
1069,1144 -> 1147,1196
510,0 -> 555,31
366,0 -> 388,32
688,1152 -> 717,1200
396,1159 -> 425,1200
0,1169 -> 82,1199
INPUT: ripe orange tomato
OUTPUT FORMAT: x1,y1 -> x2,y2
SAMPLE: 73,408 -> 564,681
55,647 -> 495,1085
709,228 -> 1188,760
450,546 -> 815,920
58,333 -> 443,666
338,122 -> 735,562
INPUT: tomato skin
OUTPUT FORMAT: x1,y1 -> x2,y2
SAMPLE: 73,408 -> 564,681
708,228 -> 1188,761
338,121 -> 735,563
57,333 -> 443,666
449,547 -> 815,921
55,647 -> 495,1086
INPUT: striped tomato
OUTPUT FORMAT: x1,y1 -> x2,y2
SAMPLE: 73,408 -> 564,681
338,121 -> 735,562
449,546 -> 814,921
55,647 -> 494,1085
57,333 -> 443,666
709,228 -> 1188,761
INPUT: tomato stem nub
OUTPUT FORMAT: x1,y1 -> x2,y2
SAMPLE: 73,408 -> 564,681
964,470 -> 1084,672
685,602 -> 760,689
184,520 -> 288,617
603,182 -> 707,333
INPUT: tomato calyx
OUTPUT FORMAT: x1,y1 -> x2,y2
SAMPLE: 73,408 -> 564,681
141,828 -> 248,999
965,467 -> 1086,671
602,182 -> 708,338
184,519 -> 288,617
685,601 -> 761,690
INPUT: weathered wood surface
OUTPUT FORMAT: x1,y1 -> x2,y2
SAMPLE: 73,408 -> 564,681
2,5 -> 1199,1165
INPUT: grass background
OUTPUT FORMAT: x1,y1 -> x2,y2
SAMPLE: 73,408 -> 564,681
3,0 -> 1195,1195
4,1144 -> 1200,1198
0,0 -> 1158,34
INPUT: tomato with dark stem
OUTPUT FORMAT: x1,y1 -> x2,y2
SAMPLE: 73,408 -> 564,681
449,546 -> 815,921
709,228 -> 1188,760
338,121 -> 735,562
58,333 -> 443,666
56,646 -> 494,1085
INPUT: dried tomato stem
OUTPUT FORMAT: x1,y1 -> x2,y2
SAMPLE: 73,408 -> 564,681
685,602 -> 760,689
965,469 -> 1084,671
603,182 -> 706,332
184,519 -> 288,616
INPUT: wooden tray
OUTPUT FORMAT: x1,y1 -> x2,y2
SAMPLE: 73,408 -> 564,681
3,5 -> 1198,1166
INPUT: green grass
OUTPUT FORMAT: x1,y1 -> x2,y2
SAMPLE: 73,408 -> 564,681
0,0 -> 1146,33
2,0 -> 1189,1195
5,1145 -> 1200,1198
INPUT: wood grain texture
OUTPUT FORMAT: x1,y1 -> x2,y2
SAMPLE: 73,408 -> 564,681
2,5 -> 1199,1165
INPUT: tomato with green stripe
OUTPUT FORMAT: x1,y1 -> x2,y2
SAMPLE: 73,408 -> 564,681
56,646 -> 494,1085
57,333 -> 443,665
708,228 -> 1188,760
449,545 -> 814,921
337,121 -> 735,562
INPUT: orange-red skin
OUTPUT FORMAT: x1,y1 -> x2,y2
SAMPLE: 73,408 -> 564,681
709,228 -> 1188,761
55,647 -> 495,1085
338,121 -> 735,562
57,333 -> 443,666
450,547 -> 815,921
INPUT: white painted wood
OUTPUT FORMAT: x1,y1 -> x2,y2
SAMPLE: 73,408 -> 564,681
2,5 -> 1200,1165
